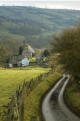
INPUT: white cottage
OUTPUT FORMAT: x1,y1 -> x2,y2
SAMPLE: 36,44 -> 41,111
9,63 -> 13,68
21,58 -> 29,66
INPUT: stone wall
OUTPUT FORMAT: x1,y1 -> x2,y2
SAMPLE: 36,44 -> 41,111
4,72 -> 49,121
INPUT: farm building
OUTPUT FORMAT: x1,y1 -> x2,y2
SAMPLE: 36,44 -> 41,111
21,58 -> 29,66
22,44 -> 35,58
9,57 -> 29,67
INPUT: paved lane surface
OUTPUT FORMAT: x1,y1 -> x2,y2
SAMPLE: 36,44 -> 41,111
42,75 -> 80,121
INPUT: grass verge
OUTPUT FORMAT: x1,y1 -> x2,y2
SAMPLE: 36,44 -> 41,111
64,80 -> 80,117
24,72 -> 61,121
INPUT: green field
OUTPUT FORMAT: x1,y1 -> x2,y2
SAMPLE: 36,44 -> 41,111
0,67 -> 49,120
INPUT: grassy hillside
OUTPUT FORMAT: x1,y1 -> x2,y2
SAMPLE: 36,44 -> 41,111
0,67 -> 48,121
0,7 -> 80,49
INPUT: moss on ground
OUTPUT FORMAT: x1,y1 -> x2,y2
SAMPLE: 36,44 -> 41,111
64,80 -> 80,117
24,72 -> 61,121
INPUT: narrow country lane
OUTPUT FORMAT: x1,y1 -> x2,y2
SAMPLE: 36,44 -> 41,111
42,75 -> 80,121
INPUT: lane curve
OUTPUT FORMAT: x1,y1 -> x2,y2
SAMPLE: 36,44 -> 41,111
42,75 -> 66,121
42,75 -> 80,121
58,75 -> 80,121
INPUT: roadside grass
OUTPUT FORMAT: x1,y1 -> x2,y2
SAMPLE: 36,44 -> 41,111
0,67 -> 49,120
24,72 -> 61,121
64,80 -> 80,117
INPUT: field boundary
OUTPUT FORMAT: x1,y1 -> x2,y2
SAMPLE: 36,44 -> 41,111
4,72 -> 50,121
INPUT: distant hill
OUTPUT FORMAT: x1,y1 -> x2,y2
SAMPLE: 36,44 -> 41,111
0,6 -> 80,49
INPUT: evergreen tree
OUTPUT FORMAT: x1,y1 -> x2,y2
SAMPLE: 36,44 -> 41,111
18,46 -> 24,55
0,45 -> 8,66
42,49 -> 50,57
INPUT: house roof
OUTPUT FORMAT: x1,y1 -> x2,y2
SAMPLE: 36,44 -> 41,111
28,45 -> 35,53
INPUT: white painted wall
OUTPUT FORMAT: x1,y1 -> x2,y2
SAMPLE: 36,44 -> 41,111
21,58 -> 29,66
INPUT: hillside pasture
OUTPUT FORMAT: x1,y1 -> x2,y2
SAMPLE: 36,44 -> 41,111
0,67 -> 49,120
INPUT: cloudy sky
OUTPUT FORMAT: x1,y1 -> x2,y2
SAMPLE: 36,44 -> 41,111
0,0 -> 80,10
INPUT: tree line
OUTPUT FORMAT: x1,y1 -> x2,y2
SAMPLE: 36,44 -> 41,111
0,45 -> 8,67
50,25 -> 80,81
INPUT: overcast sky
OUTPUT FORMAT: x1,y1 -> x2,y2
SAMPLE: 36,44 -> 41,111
0,0 -> 80,10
